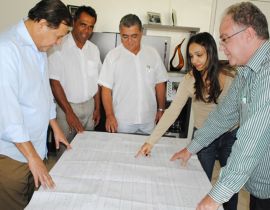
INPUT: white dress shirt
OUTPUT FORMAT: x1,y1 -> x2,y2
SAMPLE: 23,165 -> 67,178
48,33 -> 101,103
98,44 -> 168,124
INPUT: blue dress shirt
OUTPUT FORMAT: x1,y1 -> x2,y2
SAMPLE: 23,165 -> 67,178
0,20 -> 56,163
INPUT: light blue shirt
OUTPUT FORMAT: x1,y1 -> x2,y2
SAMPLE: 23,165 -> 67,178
0,20 -> 56,163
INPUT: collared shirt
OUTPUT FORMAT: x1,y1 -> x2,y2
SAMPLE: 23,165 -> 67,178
48,33 -> 102,103
98,44 -> 168,124
188,41 -> 270,202
0,20 -> 56,163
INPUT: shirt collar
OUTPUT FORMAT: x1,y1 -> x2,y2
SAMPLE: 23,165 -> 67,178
16,19 -> 39,52
66,33 -> 76,48
246,40 -> 270,73
66,32 -> 89,50
237,40 -> 270,79
121,43 -> 143,56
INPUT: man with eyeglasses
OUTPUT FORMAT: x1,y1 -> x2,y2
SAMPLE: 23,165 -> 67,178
171,2 -> 270,210
48,6 -> 102,158
98,14 -> 167,134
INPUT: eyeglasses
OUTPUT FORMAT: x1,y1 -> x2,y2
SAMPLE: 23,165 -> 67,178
220,27 -> 248,45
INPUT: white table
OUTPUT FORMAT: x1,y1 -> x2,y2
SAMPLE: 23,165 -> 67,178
26,131 -> 223,210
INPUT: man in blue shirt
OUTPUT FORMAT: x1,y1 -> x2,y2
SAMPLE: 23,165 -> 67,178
0,0 -> 72,209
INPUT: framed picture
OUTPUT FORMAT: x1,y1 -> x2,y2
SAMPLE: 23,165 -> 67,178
166,75 -> 184,101
67,5 -> 79,18
147,12 -> 161,25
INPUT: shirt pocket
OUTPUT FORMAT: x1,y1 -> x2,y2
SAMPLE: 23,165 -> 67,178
86,60 -> 99,79
144,64 -> 156,85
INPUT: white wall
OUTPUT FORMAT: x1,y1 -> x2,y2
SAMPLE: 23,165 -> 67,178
63,0 -> 170,32
2,1 -> 270,38
0,0 -> 213,33
0,1 -> 39,32
171,0 -> 213,33
56,0 -> 213,33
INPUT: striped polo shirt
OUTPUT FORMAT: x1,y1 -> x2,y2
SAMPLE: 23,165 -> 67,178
188,40 -> 270,203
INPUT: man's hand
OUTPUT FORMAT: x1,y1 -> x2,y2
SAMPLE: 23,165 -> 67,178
170,148 -> 192,166
50,79 -> 83,133
16,141 -> 55,189
92,109 -> 101,126
66,111 -> 84,133
50,119 -> 71,150
135,143 -> 153,157
105,115 -> 118,133
28,156 -> 55,189
196,195 -> 220,210
53,128 -> 71,150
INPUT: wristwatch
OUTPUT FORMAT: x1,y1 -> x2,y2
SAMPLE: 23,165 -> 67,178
157,108 -> 165,112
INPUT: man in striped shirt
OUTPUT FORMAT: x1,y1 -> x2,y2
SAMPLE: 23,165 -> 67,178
171,2 -> 270,210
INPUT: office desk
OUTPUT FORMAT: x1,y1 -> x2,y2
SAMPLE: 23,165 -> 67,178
26,131 -> 223,210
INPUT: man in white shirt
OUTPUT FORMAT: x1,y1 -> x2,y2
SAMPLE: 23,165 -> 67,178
48,6 -> 102,150
98,14 -> 168,134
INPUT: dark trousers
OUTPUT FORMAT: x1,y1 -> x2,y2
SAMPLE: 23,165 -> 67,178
250,195 -> 270,210
194,128 -> 239,210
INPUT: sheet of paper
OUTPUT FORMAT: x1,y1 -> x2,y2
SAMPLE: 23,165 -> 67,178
26,132 -> 223,210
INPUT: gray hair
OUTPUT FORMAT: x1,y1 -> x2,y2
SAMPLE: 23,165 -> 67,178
224,1 -> 269,39
119,14 -> 142,31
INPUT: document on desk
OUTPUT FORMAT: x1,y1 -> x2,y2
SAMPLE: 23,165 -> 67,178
26,132 -> 223,210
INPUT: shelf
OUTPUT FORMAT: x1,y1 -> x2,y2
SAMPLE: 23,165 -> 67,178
168,71 -> 187,77
143,24 -> 200,34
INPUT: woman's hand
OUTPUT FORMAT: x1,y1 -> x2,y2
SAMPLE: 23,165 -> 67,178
135,143 -> 153,158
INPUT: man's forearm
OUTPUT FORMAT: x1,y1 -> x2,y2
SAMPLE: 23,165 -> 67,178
94,86 -> 101,111
155,82 -> 166,110
101,86 -> 114,117
49,118 -> 61,134
15,141 -> 41,162
50,79 -> 73,114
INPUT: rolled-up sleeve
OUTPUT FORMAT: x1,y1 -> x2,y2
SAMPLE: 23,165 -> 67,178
98,54 -> 114,89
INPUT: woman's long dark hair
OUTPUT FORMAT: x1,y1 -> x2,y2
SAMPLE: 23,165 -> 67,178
186,32 -> 221,104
